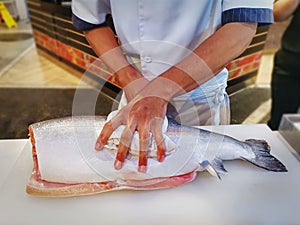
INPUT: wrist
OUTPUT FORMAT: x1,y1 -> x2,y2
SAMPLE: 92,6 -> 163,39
112,65 -> 143,88
137,76 -> 184,103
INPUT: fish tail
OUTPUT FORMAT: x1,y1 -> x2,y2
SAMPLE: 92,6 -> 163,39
242,139 -> 288,172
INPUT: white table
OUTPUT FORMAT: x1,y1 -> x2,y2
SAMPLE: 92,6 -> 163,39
0,139 -> 27,185
0,124 -> 300,225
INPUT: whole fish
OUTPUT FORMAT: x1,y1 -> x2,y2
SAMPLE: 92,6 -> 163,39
26,116 -> 287,197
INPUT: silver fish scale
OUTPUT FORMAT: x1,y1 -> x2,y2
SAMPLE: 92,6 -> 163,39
32,116 -> 106,142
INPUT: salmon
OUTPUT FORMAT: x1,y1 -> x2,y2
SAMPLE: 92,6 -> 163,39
26,116 -> 287,197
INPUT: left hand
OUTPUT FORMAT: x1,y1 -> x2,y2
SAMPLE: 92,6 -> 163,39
95,95 -> 168,173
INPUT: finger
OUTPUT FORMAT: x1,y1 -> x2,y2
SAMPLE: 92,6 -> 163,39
138,128 -> 150,173
152,127 -> 166,162
153,130 -> 166,162
114,125 -> 134,170
150,118 -> 166,162
95,120 -> 114,151
95,113 -> 124,151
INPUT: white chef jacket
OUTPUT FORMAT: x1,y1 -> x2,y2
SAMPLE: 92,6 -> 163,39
72,0 -> 273,125
72,0 -> 273,79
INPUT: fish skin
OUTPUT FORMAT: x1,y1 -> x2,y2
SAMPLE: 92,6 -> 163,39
29,116 -> 287,183
166,118 -> 287,173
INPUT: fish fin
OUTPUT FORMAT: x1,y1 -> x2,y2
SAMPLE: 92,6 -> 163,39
243,139 -> 288,172
212,158 -> 228,174
200,160 -> 222,180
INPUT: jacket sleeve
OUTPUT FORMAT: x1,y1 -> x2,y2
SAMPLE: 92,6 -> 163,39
71,0 -> 111,31
222,0 -> 274,26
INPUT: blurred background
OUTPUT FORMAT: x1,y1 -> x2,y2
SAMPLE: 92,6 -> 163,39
0,0 -> 292,138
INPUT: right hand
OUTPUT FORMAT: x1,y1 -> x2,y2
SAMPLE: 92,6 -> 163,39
95,93 -> 168,173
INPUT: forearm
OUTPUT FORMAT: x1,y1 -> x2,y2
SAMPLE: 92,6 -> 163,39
139,22 -> 257,101
84,27 -> 144,89
273,0 -> 299,22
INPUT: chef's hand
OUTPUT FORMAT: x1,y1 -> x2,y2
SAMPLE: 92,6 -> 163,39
95,95 -> 168,173
110,65 -> 149,102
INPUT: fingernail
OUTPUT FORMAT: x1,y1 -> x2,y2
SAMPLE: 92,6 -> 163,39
138,165 -> 147,173
158,154 -> 165,162
95,142 -> 102,151
114,160 -> 123,170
